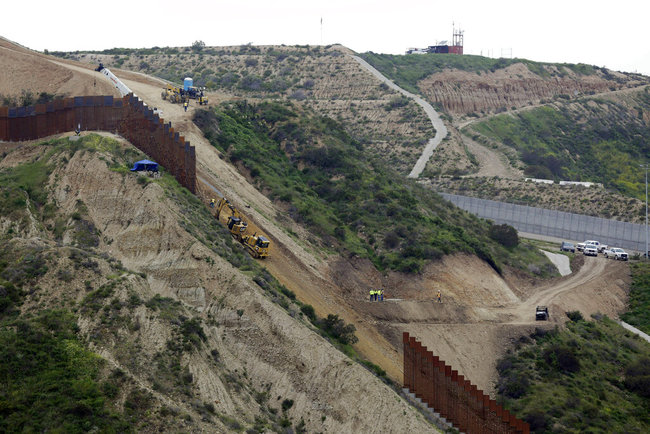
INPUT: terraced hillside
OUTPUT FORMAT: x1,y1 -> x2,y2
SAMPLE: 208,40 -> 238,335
63,45 -> 435,175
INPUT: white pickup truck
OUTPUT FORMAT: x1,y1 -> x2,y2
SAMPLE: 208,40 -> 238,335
603,247 -> 629,261
583,243 -> 599,256
577,240 -> 600,252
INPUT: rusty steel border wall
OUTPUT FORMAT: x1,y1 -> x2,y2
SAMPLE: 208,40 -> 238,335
0,94 -> 196,193
403,332 -> 529,434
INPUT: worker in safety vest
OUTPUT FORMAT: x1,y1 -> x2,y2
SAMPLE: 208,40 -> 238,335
437,290 -> 442,303
210,198 -> 215,208
369,289 -> 374,301
379,289 -> 384,302
184,101 -> 189,112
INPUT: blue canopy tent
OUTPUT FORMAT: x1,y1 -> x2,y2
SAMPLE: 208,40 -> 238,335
130,159 -> 158,172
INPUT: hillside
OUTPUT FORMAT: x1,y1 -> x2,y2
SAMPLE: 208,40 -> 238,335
1,38 -> 645,432
496,314 -> 650,432
0,37 -> 118,104
61,44 -> 435,175
0,134 -> 435,433
361,52 -> 650,222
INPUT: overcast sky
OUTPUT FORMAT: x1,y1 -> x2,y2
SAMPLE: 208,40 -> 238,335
5,0 -> 650,75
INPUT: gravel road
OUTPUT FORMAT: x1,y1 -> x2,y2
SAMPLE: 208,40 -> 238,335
351,55 -> 447,178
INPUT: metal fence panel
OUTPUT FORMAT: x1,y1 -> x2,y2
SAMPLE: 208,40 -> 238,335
441,193 -> 646,252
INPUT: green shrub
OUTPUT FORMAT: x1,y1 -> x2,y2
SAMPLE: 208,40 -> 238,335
566,310 -> 584,322
180,317 -> 206,348
542,344 -> 580,373
318,314 -> 358,345
300,304 -> 316,321
624,357 -> 650,398
489,224 -> 519,247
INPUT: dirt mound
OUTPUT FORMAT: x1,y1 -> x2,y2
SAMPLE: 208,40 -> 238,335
0,38 -> 117,98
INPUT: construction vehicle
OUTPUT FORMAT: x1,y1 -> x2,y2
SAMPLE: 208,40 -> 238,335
215,198 -> 247,238
215,197 -> 235,219
226,216 -> 248,241
242,233 -> 270,259
161,84 -> 187,104
197,94 -> 209,105
536,306 -> 549,321
95,63 -> 132,97
161,83 -> 208,105
213,197 -> 270,258
185,86 -> 208,104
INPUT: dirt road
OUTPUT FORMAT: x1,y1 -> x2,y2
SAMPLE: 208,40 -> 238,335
389,255 -> 629,392
351,55 -> 448,178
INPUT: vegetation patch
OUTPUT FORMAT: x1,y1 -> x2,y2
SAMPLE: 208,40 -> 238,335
468,92 -> 650,199
496,316 -> 650,432
195,101 -> 550,275
0,242 -> 49,319
0,310 -> 130,433
621,262 -> 650,334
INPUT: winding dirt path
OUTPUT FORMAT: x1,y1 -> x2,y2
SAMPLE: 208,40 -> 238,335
351,55 -> 448,178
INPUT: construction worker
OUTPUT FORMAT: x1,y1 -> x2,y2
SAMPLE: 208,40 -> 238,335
210,198 -> 215,208
369,289 -> 374,302
437,290 -> 442,303
183,101 -> 188,112
379,289 -> 384,302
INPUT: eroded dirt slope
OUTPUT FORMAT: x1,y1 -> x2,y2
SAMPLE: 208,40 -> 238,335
1,139 -> 436,433
0,37 -> 117,98
419,62 -> 648,116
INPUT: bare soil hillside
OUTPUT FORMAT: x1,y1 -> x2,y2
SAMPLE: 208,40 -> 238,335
0,37 -> 117,98
1,138 -> 436,433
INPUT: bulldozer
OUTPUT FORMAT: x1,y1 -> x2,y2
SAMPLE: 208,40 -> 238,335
242,233 -> 270,259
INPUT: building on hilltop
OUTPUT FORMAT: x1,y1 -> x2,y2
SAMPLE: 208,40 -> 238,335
406,25 -> 464,55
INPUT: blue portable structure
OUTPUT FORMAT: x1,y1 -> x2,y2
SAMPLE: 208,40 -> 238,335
183,77 -> 193,91
130,159 -> 158,172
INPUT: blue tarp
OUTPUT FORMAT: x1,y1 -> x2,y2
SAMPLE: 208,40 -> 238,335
130,160 -> 158,172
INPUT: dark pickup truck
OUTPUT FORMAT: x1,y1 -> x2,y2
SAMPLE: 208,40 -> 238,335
536,306 -> 549,321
